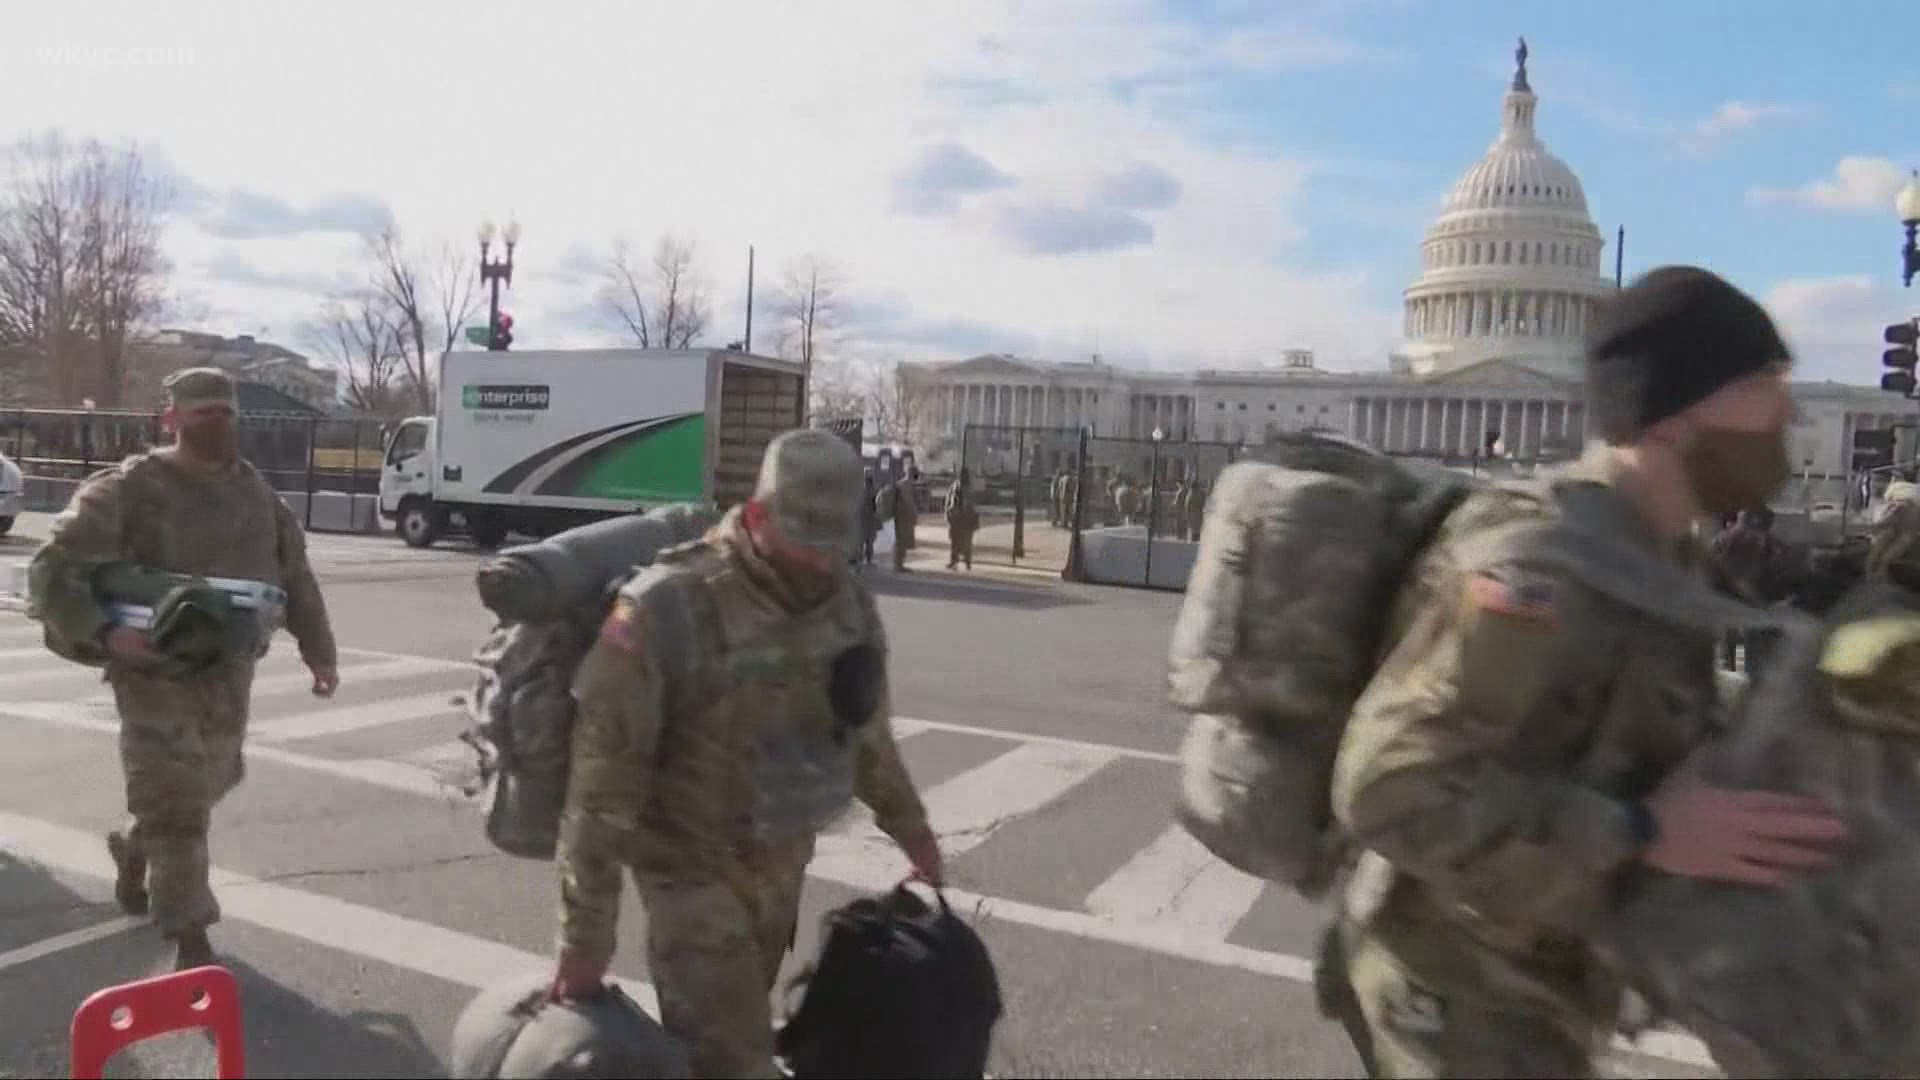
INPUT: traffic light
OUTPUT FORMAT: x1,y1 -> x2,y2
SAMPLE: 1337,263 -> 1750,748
1885,319 -> 1919,395
492,311 -> 514,351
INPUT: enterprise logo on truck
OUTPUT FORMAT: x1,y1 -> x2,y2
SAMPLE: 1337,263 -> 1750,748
463,384 -> 551,410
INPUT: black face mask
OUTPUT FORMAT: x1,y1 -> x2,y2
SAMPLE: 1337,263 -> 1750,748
1683,426 -> 1790,515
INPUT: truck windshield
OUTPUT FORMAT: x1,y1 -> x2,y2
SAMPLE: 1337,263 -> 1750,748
387,422 -> 428,465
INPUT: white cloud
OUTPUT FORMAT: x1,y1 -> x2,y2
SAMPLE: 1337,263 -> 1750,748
1750,156 -> 1911,213
0,0 -> 1400,378
1679,100 -> 1810,154
1765,275 -> 1911,384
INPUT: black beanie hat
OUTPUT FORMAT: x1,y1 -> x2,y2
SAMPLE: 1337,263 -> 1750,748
1584,265 -> 1791,442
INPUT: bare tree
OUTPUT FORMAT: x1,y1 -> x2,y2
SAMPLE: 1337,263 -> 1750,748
871,363 -> 938,446
599,236 -> 653,347
805,353 -> 870,425
776,255 -> 841,373
368,225 -> 480,413
653,234 -> 708,348
598,232 -> 711,350
0,132 -> 169,406
307,290 -> 407,417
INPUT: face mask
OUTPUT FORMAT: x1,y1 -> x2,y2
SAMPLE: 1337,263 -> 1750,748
179,417 -> 238,462
1683,426 -> 1790,515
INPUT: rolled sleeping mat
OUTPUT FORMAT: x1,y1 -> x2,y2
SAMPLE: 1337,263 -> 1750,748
475,504 -> 721,624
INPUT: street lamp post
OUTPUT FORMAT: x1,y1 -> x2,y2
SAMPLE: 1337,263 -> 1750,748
1144,427 -> 1164,585
478,218 -> 521,349
1898,170 -> 1920,288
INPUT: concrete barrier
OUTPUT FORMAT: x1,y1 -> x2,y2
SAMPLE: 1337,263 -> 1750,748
21,474 -> 383,535
1081,525 -> 1198,590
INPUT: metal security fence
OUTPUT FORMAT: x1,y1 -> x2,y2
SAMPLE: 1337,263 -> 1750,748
958,424 -> 1085,574
4,408 -> 389,530
1073,434 -> 1246,590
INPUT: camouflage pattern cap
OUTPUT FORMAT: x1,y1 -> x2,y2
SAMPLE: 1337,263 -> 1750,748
754,428 -> 864,555
163,367 -> 237,410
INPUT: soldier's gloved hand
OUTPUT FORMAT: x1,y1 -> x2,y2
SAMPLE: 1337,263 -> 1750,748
1640,772 -> 1850,887
898,825 -> 944,888
549,948 -> 609,1002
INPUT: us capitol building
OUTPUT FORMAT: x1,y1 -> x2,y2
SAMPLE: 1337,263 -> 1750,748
897,43 -> 1915,498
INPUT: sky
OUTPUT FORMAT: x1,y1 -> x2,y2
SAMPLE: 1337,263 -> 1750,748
2,0 -> 1915,386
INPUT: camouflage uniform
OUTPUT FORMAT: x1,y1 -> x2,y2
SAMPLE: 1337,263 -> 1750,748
29,368 -> 336,946
557,432 -> 931,1080
1866,494 -> 1920,590
889,474 -> 918,570
1325,450 -> 1720,1078
945,473 -> 978,569
1182,479 -> 1207,540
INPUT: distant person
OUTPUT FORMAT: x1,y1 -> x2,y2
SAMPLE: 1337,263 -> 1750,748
888,466 -> 919,571
857,470 -> 879,568
945,468 -> 979,571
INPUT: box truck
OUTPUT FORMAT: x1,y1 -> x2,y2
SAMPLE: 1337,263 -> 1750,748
377,348 -> 805,548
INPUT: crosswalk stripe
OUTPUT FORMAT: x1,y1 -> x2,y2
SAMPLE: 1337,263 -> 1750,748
1084,824 -> 1266,940
251,690 -> 466,743
919,741 -> 1119,856
3,655 -> 460,705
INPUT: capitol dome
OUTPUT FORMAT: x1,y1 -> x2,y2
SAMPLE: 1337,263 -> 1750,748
1398,41 -> 1613,380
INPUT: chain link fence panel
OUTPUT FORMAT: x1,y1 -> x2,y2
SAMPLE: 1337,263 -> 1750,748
957,424 -> 1084,573
3,408 -> 389,532
1071,435 -> 1244,589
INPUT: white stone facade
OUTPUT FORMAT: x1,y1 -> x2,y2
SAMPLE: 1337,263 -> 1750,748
1397,48 -> 1613,379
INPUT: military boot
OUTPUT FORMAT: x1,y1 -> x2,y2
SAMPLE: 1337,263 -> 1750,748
105,830 -> 149,916
171,928 -> 216,971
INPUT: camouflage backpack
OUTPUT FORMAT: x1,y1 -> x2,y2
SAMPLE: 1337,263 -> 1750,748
463,506 -> 718,860
1166,433 -> 1475,898
1166,432 -> 1789,899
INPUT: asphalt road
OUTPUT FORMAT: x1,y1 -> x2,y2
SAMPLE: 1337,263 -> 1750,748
0,518 -> 1717,1078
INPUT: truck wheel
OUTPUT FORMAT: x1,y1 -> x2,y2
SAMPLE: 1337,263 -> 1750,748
468,513 -> 508,550
0,516 -> 12,536
398,499 -> 442,548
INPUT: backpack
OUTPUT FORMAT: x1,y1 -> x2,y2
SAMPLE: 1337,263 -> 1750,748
776,884 -> 1002,1079
1166,433 -> 1477,897
463,506 -> 718,860
1168,432 -> 1799,900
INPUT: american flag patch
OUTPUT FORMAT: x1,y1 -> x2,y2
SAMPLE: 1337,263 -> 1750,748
599,597 -> 647,655
1464,573 -> 1558,625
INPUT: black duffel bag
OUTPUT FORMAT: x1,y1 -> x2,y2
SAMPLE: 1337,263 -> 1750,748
777,883 -> 1002,1079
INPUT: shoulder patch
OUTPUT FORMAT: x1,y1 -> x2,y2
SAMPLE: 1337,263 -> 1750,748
1463,570 -> 1559,628
599,596 -> 648,655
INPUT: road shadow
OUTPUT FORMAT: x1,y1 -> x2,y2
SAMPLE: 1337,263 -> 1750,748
860,567 -> 1087,611
0,851 -> 444,1079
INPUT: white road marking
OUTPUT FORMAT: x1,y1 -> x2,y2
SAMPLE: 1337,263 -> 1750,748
251,691 -> 464,743
0,693 -> 1717,1071
0,644 -> 46,661
895,713 -> 1178,764
0,810 -> 659,1015
1084,824 -> 1266,940
919,742 -> 1119,856
0,915 -> 144,975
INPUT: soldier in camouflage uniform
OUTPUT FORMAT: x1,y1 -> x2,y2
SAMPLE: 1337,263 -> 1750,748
550,429 -> 943,1079
29,368 -> 338,971
1865,475 -> 1920,591
1323,268 -> 1850,1078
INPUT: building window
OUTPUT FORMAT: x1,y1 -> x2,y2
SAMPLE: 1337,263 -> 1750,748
1503,241 -> 1512,263
1216,401 -> 1225,410
1519,243 -> 1528,264
1297,404 -> 1306,413
1237,403 -> 1247,411
1214,423 -> 1226,441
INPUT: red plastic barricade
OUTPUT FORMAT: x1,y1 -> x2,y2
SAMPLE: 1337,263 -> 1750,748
70,964 -> 246,1079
